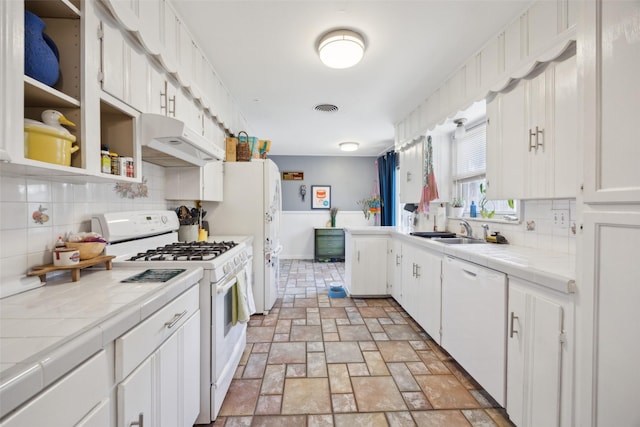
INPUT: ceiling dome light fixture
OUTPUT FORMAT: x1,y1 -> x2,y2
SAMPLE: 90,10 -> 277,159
339,142 -> 359,152
318,29 -> 365,69
453,118 -> 467,139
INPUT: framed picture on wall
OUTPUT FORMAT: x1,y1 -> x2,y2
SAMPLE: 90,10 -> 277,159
311,185 -> 331,209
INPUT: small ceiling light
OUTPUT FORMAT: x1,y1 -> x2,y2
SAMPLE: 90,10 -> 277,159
454,118 -> 467,139
339,142 -> 359,152
318,29 -> 365,69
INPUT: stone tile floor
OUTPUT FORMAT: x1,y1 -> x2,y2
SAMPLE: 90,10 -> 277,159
208,260 -> 514,427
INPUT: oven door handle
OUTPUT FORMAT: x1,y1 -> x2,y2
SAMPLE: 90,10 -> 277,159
216,276 -> 239,295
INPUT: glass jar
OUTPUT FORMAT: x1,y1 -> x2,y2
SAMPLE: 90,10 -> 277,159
101,150 -> 111,174
110,153 -> 120,175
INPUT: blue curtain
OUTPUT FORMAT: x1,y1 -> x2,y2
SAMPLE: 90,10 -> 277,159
377,151 -> 397,226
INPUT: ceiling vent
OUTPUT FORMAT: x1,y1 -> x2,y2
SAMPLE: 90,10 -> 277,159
314,103 -> 339,113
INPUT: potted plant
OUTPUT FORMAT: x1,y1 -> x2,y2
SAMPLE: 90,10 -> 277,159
451,197 -> 465,217
479,183 -> 495,218
357,196 -> 383,221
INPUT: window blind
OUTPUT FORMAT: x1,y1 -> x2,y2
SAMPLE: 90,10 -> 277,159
453,123 -> 486,181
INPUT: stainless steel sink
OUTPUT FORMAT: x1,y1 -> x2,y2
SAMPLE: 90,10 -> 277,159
431,236 -> 487,245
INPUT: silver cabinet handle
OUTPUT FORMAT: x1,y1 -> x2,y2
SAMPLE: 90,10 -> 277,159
412,263 -> 416,278
510,312 -> 519,338
528,128 -> 536,152
396,254 -> 401,265
130,413 -> 144,427
357,250 -> 360,262
164,310 -> 187,329
415,264 -> 421,278
535,126 -> 544,150
168,96 -> 176,117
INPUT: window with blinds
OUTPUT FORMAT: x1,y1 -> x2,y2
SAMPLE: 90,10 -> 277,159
451,121 -> 517,217
453,123 -> 486,181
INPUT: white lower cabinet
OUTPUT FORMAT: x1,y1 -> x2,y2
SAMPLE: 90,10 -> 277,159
0,351 -> 110,427
344,234 -> 388,296
76,398 -> 112,426
388,238 -> 403,304
117,310 -> 201,427
401,242 -> 442,343
118,356 -> 154,427
506,278 -> 570,427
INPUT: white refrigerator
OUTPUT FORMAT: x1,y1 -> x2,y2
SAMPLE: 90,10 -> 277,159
206,159 -> 282,314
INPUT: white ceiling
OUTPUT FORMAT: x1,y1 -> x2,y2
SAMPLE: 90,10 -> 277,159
173,0 -> 529,157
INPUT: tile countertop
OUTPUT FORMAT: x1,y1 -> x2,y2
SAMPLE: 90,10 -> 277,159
0,266 -> 203,418
344,226 -> 576,294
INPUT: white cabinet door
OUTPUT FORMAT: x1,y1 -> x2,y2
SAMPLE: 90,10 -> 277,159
202,161 -> 224,202
551,54 -> 578,198
412,245 -> 441,343
488,81 -> 527,200
582,0 -> 640,204
76,398 -> 111,427
579,210 -> 640,426
0,352 -> 109,427
100,18 -> 125,102
507,278 -> 564,427
118,357 -> 153,427
158,0 -> 178,73
181,311 -> 201,426
345,235 -> 388,296
388,238 -> 403,303
157,332 -> 180,427
400,242 -> 442,343
526,1 -> 559,56
399,140 -> 423,203
165,162 -> 223,202
525,70 -> 553,199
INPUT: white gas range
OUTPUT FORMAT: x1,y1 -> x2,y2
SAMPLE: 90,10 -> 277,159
92,210 -> 253,424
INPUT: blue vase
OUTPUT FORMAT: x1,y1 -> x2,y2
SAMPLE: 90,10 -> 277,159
24,11 -> 60,87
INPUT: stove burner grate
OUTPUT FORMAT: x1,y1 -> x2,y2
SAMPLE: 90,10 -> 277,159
128,241 -> 238,261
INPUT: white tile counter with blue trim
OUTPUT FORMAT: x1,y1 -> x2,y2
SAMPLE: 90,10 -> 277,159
0,266 -> 203,418
344,226 -> 576,294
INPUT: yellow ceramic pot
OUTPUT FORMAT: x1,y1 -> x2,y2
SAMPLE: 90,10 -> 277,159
24,123 -> 78,166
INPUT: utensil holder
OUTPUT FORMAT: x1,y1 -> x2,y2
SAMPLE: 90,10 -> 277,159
178,225 -> 199,242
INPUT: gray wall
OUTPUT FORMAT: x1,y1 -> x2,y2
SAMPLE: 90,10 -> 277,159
270,155 -> 378,211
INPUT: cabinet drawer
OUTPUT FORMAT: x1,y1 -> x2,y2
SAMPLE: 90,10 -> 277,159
115,286 -> 199,381
0,351 -> 109,427
315,229 -> 344,237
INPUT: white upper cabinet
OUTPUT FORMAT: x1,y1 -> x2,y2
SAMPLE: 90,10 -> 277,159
101,0 -> 162,55
398,139 -> 424,204
174,19 -> 193,88
396,0 -> 578,141
582,0 -> 640,204
486,53 -> 577,200
525,1 -> 559,57
158,0 -> 179,73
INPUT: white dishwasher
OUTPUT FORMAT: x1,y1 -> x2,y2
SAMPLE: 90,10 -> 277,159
441,256 -> 507,407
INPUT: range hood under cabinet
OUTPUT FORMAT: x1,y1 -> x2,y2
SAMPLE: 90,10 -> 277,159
139,113 -> 225,167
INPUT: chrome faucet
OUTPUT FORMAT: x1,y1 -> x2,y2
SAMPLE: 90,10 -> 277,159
481,223 -> 490,240
459,220 -> 473,237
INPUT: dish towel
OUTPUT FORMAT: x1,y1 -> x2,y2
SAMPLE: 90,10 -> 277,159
232,269 -> 256,325
418,135 -> 439,213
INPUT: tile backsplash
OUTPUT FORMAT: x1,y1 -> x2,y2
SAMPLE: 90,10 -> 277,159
0,162 -> 169,285
445,199 -> 577,254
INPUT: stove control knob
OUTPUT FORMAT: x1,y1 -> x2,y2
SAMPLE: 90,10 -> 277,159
234,256 -> 240,265
161,215 -> 168,224
223,264 -> 230,274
